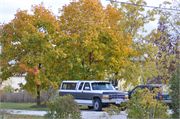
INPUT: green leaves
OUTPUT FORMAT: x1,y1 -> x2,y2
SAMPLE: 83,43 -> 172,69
169,65 -> 180,118
126,88 -> 170,119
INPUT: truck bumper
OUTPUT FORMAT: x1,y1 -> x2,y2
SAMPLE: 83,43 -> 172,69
102,99 -> 129,104
158,100 -> 172,104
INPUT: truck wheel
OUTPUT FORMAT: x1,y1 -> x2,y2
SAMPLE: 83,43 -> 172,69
93,99 -> 102,111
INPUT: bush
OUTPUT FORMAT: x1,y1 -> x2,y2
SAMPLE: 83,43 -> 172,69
41,85 -> 57,105
103,104 -> 121,118
126,88 -> 170,119
3,85 -> 14,93
44,94 -> 82,119
169,65 -> 180,118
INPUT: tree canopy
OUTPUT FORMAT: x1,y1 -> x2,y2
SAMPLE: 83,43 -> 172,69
0,3 -> 61,97
110,0 -> 160,87
147,1 -> 180,84
0,0 -> 136,97
55,0 -> 136,80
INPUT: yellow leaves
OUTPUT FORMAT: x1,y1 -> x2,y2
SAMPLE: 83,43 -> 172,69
36,81 -> 41,85
111,57 -> 118,65
40,32 -> 46,38
55,48 -> 67,58
97,55 -> 104,60
77,58 -> 81,63
62,52 -> 67,58
6,38 -> 12,42
51,82 -> 59,89
93,50 -> 98,56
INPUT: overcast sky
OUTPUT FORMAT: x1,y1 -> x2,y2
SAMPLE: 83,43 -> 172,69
1,0 -> 166,24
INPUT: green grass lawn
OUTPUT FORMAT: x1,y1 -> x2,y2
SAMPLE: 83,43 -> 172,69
0,102 -> 88,111
0,102 -> 48,111
0,102 -> 88,119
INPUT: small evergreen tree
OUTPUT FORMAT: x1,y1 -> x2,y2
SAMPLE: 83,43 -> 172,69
169,64 -> 180,118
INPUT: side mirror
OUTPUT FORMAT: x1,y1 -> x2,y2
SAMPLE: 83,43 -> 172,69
85,86 -> 90,90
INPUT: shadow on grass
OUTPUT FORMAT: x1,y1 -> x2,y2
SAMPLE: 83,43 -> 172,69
30,103 -> 47,108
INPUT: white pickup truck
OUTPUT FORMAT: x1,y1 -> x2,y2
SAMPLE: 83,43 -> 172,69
59,81 -> 129,111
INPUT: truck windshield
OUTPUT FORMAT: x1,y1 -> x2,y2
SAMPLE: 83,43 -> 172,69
92,83 -> 114,90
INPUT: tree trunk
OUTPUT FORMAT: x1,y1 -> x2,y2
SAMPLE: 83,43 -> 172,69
37,63 -> 42,106
37,85 -> 41,106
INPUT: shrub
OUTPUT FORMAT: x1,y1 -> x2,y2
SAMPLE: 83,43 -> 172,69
104,104 -> 121,118
126,88 -> 170,119
44,94 -> 82,119
41,85 -> 57,105
3,85 -> 14,93
169,65 -> 180,118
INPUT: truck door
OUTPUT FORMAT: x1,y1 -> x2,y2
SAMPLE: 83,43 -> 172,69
76,82 -> 84,99
81,82 -> 93,106
129,86 -> 141,99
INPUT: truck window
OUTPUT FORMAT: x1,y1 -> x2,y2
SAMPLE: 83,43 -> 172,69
92,83 -> 114,90
78,82 -> 84,90
131,87 -> 141,95
83,83 -> 90,90
62,83 -> 77,90
150,87 -> 159,93
141,86 -> 149,92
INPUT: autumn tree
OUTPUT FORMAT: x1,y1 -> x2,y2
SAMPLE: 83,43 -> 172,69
55,0 -> 136,81
110,0 -> 160,87
148,20 -> 179,84
0,24 -> 3,96
147,1 -> 180,84
0,3 -> 62,106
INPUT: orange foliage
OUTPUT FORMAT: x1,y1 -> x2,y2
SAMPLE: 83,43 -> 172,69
29,69 -> 33,75
36,81 -> 41,85
34,66 -> 38,72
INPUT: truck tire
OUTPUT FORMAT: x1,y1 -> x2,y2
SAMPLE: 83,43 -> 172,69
93,99 -> 102,111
